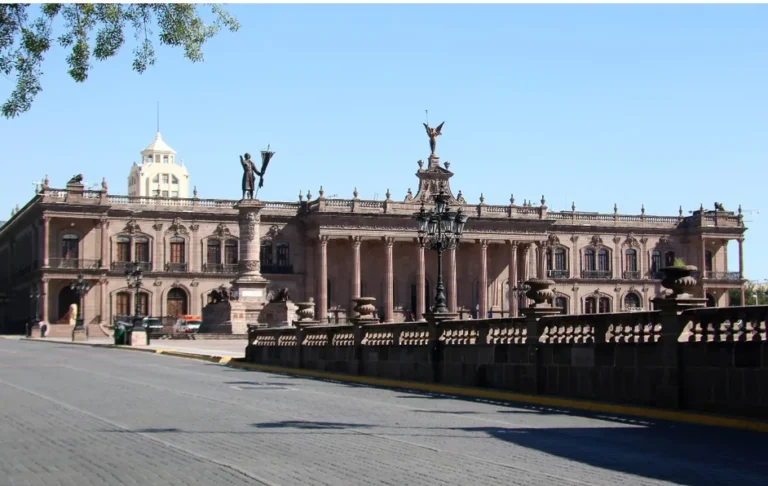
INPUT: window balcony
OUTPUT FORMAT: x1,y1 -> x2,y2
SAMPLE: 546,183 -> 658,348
261,264 -> 294,275
705,271 -> 741,281
165,262 -> 188,272
581,270 -> 612,279
547,269 -> 570,279
203,263 -> 239,274
623,271 -> 641,280
111,261 -> 152,272
49,258 -> 101,270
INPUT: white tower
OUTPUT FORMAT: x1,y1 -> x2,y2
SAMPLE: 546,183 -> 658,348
127,132 -> 190,198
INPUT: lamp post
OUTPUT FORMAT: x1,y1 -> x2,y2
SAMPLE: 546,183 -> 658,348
415,190 -> 469,315
125,262 -> 147,344
69,273 -> 90,331
27,286 -> 40,338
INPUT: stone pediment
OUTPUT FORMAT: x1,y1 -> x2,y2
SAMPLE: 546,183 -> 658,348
412,155 -> 459,204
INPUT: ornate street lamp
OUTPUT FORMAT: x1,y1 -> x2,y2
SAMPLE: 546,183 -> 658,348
415,190 -> 469,315
69,274 -> 90,331
27,286 -> 40,337
125,262 -> 147,343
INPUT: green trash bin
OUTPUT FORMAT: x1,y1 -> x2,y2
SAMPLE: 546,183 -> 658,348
114,326 -> 126,345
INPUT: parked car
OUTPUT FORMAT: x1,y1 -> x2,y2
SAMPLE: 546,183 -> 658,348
142,317 -> 164,332
174,315 -> 202,334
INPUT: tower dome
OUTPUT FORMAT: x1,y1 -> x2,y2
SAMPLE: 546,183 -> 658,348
128,132 -> 190,198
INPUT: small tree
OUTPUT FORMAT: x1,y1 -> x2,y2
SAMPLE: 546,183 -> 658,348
1,3 -> 239,118
728,283 -> 768,306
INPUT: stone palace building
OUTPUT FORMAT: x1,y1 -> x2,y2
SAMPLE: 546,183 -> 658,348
0,130 -> 748,335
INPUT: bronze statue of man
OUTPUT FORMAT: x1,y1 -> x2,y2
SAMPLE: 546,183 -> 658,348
423,122 -> 444,156
240,153 -> 262,199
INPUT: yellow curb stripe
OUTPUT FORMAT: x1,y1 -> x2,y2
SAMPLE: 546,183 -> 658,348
219,356 -> 232,365
222,360 -> 768,434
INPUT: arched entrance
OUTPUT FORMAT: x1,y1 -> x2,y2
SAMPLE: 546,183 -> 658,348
706,293 -> 716,308
58,286 -> 78,323
166,288 -> 188,317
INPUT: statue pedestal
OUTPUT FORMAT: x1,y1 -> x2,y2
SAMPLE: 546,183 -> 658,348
71,327 -> 88,342
130,328 -> 149,346
231,199 -> 271,333
260,301 -> 299,327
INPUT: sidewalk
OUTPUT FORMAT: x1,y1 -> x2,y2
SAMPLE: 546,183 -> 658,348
35,337 -> 248,358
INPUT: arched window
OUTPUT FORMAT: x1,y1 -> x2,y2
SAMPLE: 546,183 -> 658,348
651,250 -> 662,277
116,236 -> 130,262
62,233 -> 79,260
260,241 -> 273,266
624,292 -> 641,310
138,292 -> 149,316
225,239 -> 238,265
599,297 -> 611,313
169,237 -> 185,263
116,291 -> 131,317
664,251 -> 676,267
583,249 -> 596,272
134,236 -> 150,263
276,241 -> 290,267
166,288 -> 188,317
548,248 -> 568,278
207,239 -> 221,264
584,296 -> 597,314
555,296 -> 568,315
624,249 -> 638,278
705,250 -> 713,273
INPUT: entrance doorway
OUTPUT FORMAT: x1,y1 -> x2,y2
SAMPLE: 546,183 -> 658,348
58,286 -> 78,323
166,288 -> 188,317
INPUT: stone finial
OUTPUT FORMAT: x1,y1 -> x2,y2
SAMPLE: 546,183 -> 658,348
406,188 -> 412,199
298,190 -> 304,201
479,193 -> 485,204
307,190 -> 312,200
541,195 -> 546,206
444,161 -> 450,169
738,204 -> 742,215
571,202 -> 576,211
353,187 -> 359,199
385,188 -> 391,200
101,177 -> 108,192
193,186 -> 198,198
319,186 -> 324,198
641,204 -> 645,215
523,199 -> 527,206
417,159 -> 424,169
510,194 -> 515,205
700,203 -> 704,211
679,206 -> 683,216
613,203 -> 618,214
43,174 -> 49,190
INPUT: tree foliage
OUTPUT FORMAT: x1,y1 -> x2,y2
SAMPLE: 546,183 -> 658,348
0,3 -> 239,118
728,282 -> 768,306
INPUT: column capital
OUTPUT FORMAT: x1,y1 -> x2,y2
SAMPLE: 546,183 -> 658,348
480,239 -> 489,249
507,240 -> 519,248
350,235 -> 363,247
318,234 -> 330,246
383,236 -> 395,247
41,215 -> 51,223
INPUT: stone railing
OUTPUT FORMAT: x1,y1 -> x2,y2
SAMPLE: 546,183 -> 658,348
246,301 -> 768,419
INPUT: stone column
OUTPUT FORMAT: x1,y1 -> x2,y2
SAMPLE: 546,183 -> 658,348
738,238 -> 744,279
479,240 -> 488,318
535,241 -> 547,278
99,219 -> 109,269
317,235 -> 328,321
41,278 -> 49,324
509,242 -> 518,317
613,236 -> 622,279
237,203 -> 265,282
153,223 -> 163,272
700,236 -> 707,280
41,216 -> 50,268
351,236 -> 362,315
99,278 -> 107,324
384,237 -> 394,323
417,242 -> 426,319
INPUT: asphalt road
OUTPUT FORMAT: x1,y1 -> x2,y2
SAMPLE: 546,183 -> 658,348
0,339 -> 766,486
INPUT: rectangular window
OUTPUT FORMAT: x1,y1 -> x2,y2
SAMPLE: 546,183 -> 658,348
162,190 -> 169,198
625,252 -> 638,272
277,243 -> 290,266
116,238 -> 130,262
138,293 -> 149,316
651,252 -> 662,273
62,235 -> 79,260
225,241 -> 238,264
172,175 -> 179,184
171,191 -> 179,198
207,240 -> 221,264
162,174 -> 169,184
152,175 -> 159,183
116,293 -> 130,316
555,249 -> 566,270
163,156 -> 169,164
134,237 -> 149,263
598,251 -> 610,272
170,240 -> 185,263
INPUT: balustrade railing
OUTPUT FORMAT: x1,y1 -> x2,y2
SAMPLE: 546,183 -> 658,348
111,261 -> 152,272
261,264 -> 294,275
202,263 -> 239,273
48,258 -> 101,270
623,270 -> 641,280
704,271 -> 741,281
547,269 -> 570,279
581,270 -> 612,279
165,262 -> 188,272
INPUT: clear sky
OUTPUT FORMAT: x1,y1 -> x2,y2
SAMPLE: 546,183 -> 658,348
1,4 -> 766,279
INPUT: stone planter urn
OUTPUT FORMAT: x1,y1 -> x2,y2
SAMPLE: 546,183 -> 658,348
353,297 -> 377,320
660,265 -> 698,298
295,301 -> 316,322
524,278 -> 556,307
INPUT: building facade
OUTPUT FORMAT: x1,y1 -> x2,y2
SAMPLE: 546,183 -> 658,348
128,132 -> 190,199
0,134 -> 748,334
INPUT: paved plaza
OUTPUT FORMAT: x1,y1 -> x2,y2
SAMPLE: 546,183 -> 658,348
0,339 -> 766,486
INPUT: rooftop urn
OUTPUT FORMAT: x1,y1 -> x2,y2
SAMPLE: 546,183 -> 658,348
524,278 -> 556,306
660,264 -> 698,298
352,297 -> 377,319
295,301 -> 316,322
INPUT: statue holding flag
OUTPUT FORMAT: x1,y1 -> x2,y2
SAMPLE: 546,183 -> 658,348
239,147 -> 275,199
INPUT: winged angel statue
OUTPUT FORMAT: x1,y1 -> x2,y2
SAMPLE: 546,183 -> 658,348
423,122 -> 444,156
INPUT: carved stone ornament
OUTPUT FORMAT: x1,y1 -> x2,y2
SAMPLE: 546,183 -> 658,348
623,233 -> 639,248
265,224 -> 282,240
613,235 -> 622,245
214,223 -> 231,238
658,235 -> 670,246
243,213 -> 258,242
590,235 -> 603,247
167,218 -> 188,236
190,279 -> 199,288
241,260 -> 259,270
171,280 -> 182,288
153,279 -> 162,287
189,223 -> 200,232
152,222 -> 164,231
124,219 -> 140,234
547,234 -> 560,246
570,235 -> 579,243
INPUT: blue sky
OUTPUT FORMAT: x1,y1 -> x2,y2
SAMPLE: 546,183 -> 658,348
1,4 -> 766,279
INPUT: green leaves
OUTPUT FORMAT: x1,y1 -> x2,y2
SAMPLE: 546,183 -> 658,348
0,3 -> 240,119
